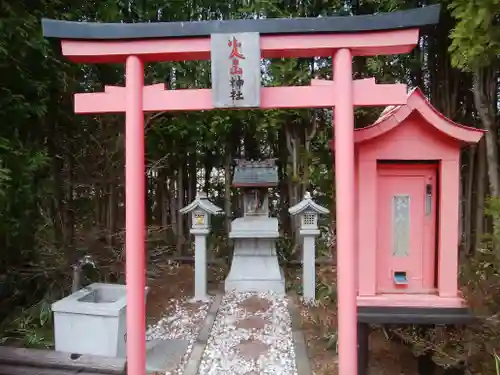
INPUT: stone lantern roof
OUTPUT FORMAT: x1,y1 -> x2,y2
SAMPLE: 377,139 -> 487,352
289,191 -> 330,216
179,192 -> 222,215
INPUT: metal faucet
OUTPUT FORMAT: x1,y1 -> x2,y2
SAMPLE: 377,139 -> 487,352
72,255 -> 97,293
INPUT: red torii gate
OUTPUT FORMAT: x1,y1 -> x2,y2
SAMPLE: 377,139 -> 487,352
42,6 -> 440,375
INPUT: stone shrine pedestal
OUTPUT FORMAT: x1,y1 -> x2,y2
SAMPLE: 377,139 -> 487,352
225,216 -> 285,294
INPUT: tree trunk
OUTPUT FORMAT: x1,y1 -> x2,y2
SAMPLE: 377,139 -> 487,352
176,167 -> 184,255
473,69 -> 499,196
153,168 -> 165,225
48,133 -> 65,248
188,153 -> 197,202
107,179 -> 117,248
304,109 -> 318,194
145,173 -> 154,226
463,146 -> 475,254
473,138 -> 487,253
224,153 -> 232,236
277,125 -> 291,238
285,125 -> 300,250
204,152 -> 213,194
96,187 -> 104,228
64,147 -> 75,250
161,172 -> 169,241
169,176 -> 177,234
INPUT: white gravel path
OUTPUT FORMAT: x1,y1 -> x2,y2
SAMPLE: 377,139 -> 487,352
146,296 -> 214,374
197,291 -> 298,375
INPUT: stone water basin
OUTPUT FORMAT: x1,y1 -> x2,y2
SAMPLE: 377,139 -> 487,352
78,285 -> 126,304
52,283 -> 147,358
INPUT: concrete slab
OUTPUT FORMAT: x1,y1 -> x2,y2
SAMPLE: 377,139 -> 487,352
288,297 -> 313,375
145,338 -> 190,372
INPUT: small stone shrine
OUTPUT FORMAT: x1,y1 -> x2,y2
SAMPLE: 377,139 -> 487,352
225,159 -> 285,294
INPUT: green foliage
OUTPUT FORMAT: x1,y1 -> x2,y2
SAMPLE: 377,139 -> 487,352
0,300 -> 53,348
448,0 -> 500,70
316,281 -> 337,304
324,330 -> 338,352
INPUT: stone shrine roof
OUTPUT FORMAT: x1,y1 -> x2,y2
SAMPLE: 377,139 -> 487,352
233,159 -> 278,187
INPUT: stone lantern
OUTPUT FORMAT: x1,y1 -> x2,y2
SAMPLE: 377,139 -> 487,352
289,191 -> 330,303
180,191 -> 222,301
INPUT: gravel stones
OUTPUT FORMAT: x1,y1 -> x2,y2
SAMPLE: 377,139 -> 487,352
197,291 -> 298,375
235,316 -> 268,330
145,296 -> 213,375
144,291 -> 304,375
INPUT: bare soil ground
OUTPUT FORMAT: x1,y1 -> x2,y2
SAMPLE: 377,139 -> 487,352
286,265 -> 423,375
146,262 -> 226,325
295,298 -> 420,375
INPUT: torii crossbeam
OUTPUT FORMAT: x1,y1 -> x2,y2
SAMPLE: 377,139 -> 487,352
74,78 -> 406,113
42,5 -> 440,375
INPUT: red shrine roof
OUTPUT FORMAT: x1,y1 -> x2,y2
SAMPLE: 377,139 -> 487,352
354,87 -> 485,144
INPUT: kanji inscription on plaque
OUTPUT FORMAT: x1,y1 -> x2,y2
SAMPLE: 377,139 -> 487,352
210,32 -> 261,108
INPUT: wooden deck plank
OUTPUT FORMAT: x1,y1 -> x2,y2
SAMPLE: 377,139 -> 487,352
0,347 -> 126,375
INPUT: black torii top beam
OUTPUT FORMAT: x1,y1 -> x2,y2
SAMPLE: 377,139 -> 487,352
42,4 -> 440,40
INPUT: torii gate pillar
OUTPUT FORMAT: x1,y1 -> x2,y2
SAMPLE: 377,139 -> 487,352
334,48 -> 357,375
124,56 -> 146,375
